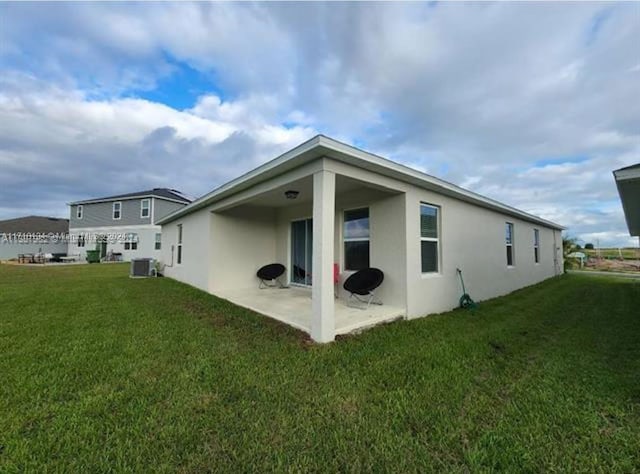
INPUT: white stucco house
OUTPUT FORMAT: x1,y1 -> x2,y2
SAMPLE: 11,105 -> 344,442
158,135 -> 564,342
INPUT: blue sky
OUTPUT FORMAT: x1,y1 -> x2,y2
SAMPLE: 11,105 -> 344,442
0,2 -> 638,246
128,56 -> 227,110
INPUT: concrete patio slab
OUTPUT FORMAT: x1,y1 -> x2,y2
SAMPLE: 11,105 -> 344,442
216,286 -> 406,336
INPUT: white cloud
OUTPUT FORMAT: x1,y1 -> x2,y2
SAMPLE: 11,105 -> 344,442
0,73 -> 316,218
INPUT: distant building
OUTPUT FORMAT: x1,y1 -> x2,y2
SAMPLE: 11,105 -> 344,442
68,188 -> 191,261
0,216 -> 69,260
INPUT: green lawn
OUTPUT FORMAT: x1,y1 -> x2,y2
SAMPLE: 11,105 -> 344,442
1,264 -> 639,472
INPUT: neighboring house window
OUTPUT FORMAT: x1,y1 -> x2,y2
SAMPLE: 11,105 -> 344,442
534,228 -> 540,263
124,233 -> 138,250
506,222 -> 515,266
343,208 -> 370,271
420,204 -> 440,273
141,199 -> 150,218
77,235 -> 85,248
154,233 -> 161,250
113,201 -> 122,220
76,205 -> 83,219
177,224 -> 183,264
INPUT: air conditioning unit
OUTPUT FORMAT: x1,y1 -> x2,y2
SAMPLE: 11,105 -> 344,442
130,258 -> 155,278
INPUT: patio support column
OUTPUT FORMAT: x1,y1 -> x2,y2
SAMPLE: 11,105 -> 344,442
311,169 -> 336,343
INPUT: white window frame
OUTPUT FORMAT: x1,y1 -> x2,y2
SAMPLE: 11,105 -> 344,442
343,207 -> 370,271
76,205 -> 83,220
420,203 -> 440,274
154,232 -> 161,251
112,201 -> 122,220
77,234 -> 85,248
506,222 -> 515,267
177,224 -> 183,265
534,228 -> 540,264
124,233 -> 138,251
140,199 -> 150,218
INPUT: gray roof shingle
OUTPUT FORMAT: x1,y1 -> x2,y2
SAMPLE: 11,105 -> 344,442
70,188 -> 191,205
0,216 -> 69,234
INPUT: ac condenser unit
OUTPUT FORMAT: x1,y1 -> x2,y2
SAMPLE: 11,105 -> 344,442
130,258 -> 155,278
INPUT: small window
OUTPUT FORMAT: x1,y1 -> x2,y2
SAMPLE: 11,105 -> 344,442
113,202 -> 122,220
177,224 -> 183,264
534,229 -> 540,263
76,205 -> 83,219
124,233 -> 138,250
420,204 -> 440,273
77,234 -> 85,248
141,199 -> 150,218
343,208 -> 370,271
506,223 -> 515,266
154,233 -> 161,250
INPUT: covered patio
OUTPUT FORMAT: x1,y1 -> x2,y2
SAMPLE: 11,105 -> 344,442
206,157 -> 409,342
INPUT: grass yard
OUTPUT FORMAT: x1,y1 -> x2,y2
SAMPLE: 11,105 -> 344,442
1,264 -> 639,472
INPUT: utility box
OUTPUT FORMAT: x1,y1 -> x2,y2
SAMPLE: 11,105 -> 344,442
130,258 -> 155,278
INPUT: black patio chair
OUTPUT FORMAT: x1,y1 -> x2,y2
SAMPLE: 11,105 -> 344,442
257,263 -> 286,289
343,267 -> 384,309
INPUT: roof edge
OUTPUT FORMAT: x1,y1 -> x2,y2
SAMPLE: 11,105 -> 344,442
613,163 -> 640,181
157,135 -> 323,224
69,194 -> 190,206
316,135 -> 565,230
158,135 -> 565,230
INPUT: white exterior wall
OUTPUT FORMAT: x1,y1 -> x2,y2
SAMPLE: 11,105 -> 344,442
404,188 -> 561,318
159,212 -> 211,292
209,206 -> 277,292
67,225 -> 163,262
368,193 -> 407,308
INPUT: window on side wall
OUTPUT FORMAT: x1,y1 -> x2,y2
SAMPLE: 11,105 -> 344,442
534,228 -> 540,263
343,208 -> 370,271
177,224 -> 183,264
155,233 -> 161,250
124,233 -> 138,250
77,205 -> 83,219
141,199 -> 150,218
420,204 -> 440,273
77,235 -> 85,248
506,222 -> 515,266
113,202 -> 122,220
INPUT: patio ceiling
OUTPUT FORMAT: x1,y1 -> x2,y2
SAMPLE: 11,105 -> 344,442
614,164 -> 640,237
223,174 -> 400,209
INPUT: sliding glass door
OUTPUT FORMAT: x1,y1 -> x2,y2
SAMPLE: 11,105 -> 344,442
291,218 -> 312,286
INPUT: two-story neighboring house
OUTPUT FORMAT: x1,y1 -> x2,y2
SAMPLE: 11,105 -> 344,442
68,188 -> 191,261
